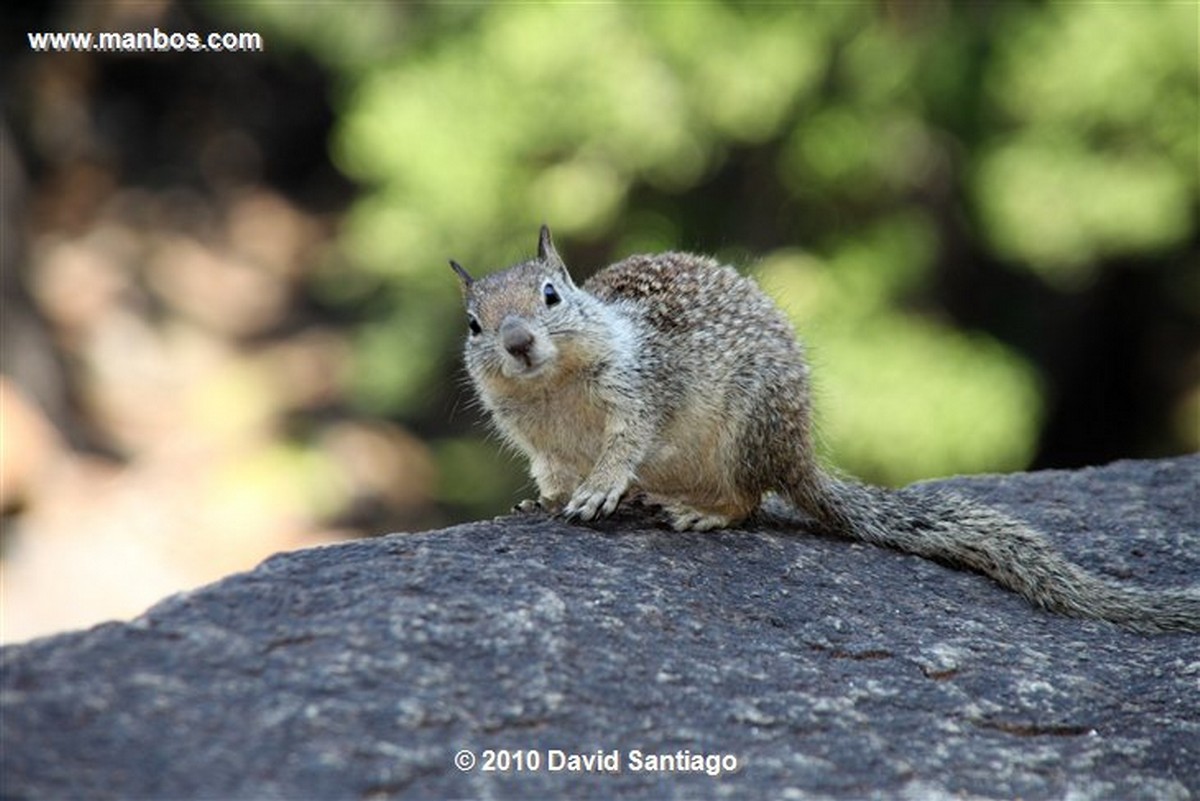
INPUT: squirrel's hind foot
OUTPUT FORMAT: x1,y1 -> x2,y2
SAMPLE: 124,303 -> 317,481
665,505 -> 735,532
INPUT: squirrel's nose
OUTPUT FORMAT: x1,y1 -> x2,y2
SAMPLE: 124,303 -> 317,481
500,317 -> 535,358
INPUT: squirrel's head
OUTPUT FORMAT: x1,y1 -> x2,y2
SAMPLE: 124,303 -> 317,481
450,225 -> 591,383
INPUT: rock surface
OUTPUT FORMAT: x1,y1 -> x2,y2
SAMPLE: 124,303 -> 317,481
3,456 -> 1199,800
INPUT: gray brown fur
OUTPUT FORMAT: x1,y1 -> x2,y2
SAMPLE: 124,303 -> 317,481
452,226 -> 1200,633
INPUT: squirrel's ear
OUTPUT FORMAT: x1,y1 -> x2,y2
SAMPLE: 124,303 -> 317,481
537,225 -> 575,287
537,224 -> 559,263
449,260 -> 474,287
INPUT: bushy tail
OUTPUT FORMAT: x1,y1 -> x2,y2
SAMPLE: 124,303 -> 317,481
791,473 -> 1200,634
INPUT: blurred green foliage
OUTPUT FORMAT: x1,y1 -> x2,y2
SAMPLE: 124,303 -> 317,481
217,1 -> 1197,513
976,1 -> 1196,285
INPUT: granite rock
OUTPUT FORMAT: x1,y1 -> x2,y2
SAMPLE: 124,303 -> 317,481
3,456 -> 1199,800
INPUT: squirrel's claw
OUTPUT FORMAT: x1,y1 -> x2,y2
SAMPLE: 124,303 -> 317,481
564,485 -> 624,521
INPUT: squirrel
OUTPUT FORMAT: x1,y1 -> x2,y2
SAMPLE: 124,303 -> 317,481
450,225 -> 1200,634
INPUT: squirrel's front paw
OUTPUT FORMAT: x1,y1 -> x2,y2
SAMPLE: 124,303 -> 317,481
564,483 -> 626,521
513,497 -> 563,515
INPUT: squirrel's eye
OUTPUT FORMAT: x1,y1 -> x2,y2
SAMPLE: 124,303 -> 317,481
467,315 -> 482,336
543,282 -> 561,307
